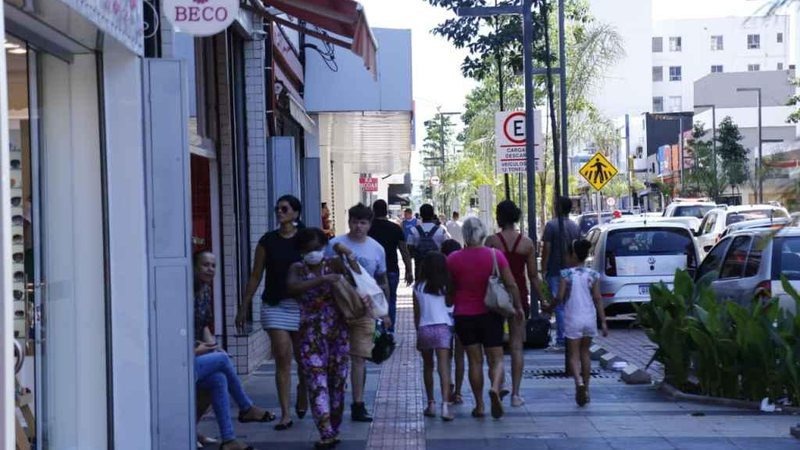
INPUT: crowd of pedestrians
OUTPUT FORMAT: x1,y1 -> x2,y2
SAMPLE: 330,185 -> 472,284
193,195 -> 609,449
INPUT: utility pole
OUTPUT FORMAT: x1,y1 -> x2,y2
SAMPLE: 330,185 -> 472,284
737,87 -> 763,203
495,0 -> 511,200
558,0 -> 569,197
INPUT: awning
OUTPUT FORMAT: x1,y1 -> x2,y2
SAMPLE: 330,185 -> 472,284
245,0 -> 377,77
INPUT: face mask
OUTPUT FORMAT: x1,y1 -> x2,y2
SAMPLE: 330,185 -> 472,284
303,250 -> 324,266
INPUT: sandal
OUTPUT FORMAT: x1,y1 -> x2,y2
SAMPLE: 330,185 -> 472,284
576,384 -> 588,407
452,393 -> 464,405
238,408 -> 276,423
423,400 -> 436,418
511,395 -> 525,407
296,384 -> 308,419
219,439 -> 254,450
471,407 -> 485,418
489,390 -> 504,419
274,420 -> 294,431
314,439 -> 337,449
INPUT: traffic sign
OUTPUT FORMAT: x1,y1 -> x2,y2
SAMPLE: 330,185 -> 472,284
359,177 -> 378,192
430,176 -> 440,186
579,152 -> 618,191
606,197 -> 616,207
494,110 -> 542,174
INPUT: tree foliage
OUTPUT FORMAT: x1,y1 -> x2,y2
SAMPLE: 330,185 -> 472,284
788,77 -> 800,124
715,117 -> 749,191
684,122 -> 725,201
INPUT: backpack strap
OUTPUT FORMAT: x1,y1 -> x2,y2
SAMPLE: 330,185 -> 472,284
427,224 -> 439,237
415,225 -> 425,236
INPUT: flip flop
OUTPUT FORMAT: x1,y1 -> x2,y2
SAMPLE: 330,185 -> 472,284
499,389 -> 510,400
452,394 -> 464,405
274,420 -> 294,431
219,440 -> 254,450
471,407 -> 485,418
238,409 -> 276,423
489,390 -> 504,419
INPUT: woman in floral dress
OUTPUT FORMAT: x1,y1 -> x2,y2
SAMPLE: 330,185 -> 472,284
287,227 -> 351,449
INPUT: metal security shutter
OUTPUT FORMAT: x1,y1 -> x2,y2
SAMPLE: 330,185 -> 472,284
143,58 -> 195,450
267,136 -> 300,229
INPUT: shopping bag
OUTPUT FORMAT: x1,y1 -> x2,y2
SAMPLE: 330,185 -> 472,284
369,322 -> 395,364
343,257 -> 389,318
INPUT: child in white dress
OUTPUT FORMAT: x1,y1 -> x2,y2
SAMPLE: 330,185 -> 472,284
554,239 -> 608,406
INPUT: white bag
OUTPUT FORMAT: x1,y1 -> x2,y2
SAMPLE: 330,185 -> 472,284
344,259 -> 389,319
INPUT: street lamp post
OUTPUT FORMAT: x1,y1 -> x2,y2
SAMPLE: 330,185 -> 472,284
694,103 -> 717,197
737,87 -> 763,203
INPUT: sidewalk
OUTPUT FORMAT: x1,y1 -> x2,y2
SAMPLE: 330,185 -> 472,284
200,284 -> 800,449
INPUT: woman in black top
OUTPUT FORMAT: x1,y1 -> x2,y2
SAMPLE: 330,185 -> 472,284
237,195 -> 308,430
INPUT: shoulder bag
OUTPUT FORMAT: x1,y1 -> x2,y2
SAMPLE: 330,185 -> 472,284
483,249 -> 516,317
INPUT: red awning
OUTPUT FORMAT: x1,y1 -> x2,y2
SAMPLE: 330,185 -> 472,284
248,0 -> 378,77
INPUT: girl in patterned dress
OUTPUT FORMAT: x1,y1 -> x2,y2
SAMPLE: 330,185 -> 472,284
287,228 -> 351,449
552,239 -> 608,407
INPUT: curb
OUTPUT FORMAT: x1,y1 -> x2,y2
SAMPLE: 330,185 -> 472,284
591,341 -> 654,385
659,382 -> 800,415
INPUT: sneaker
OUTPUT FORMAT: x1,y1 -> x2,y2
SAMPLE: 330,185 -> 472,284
351,402 -> 373,422
545,345 -> 565,353
576,384 -> 588,407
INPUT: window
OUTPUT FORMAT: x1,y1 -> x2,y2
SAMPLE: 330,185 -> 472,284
652,96 -> 664,112
697,237 -> 730,279
726,209 -> 788,226
700,212 -> 717,235
652,66 -> 663,82
720,236 -> 751,279
669,36 -> 682,52
604,228 -> 695,277
668,96 -> 682,112
669,66 -> 682,81
711,65 -> 723,73
652,37 -> 663,52
747,34 -> 760,49
777,32 -> 784,43
747,64 -> 760,72
743,236 -> 765,278
778,62 -> 784,70
771,237 -> 800,280
710,35 -> 724,51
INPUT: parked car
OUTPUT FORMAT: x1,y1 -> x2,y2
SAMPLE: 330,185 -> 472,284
577,212 -> 614,236
695,204 -> 790,254
584,221 -> 702,316
662,198 -> 717,220
717,216 -> 798,240
696,228 -> 800,314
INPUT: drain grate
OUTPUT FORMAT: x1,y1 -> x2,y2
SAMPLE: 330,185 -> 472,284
522,368 -> 616,380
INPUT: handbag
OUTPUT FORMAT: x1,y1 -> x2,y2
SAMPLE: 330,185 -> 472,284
369,322 -> 396,364
483,249 -> 516,317
330,273 -> 367,320
342,256 -> 390,319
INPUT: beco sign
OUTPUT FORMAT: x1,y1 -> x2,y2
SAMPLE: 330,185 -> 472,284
164,0 -> 238,36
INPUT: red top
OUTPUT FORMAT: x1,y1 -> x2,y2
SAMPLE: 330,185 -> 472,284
447,247 -> 509,316
496,233 -> 530,312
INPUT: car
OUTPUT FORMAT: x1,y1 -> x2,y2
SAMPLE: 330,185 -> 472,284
695,204 -> 790,254
717,216 -> 798,240
696,228 -> 800,314
662,198 -> 717,220
584,221 -> 702,316
577,212 -> 614,236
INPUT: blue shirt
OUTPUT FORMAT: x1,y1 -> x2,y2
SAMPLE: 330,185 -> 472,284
402,218 -> 418,240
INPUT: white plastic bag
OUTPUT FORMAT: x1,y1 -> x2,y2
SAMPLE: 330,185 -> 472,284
345,261 -> 389,319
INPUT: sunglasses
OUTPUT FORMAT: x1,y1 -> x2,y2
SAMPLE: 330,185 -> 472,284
10,160 -> 20,170
274,206 -> 291,214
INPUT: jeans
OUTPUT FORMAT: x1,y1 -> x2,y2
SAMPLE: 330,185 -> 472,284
195,351 -> 254,441
387,272 -> 400,332
547,275 -> 566,346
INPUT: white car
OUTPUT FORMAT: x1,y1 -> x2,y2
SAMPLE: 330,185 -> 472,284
662,199 -> 717,220
695,204 -> 790,254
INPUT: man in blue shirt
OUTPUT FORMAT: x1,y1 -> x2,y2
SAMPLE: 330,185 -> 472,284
401,207 -> 418,240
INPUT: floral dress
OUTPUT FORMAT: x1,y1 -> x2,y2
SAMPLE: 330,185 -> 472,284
560,267 -> 600,340
297,261 -> 350,440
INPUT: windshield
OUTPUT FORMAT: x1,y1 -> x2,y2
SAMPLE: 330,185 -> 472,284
726,209 -> 788,226
772,237 -> 800,281
604,228 -> 696,276
673,205 -> 714,219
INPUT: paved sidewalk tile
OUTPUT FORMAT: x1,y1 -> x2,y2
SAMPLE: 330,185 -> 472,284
595,327 -> 665,380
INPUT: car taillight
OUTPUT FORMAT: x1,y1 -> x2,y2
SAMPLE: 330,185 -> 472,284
602,293 -> 615,298
755,280 -> 772,300
605,253 -> 617,276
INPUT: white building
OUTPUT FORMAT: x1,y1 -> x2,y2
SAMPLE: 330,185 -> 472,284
652,15 -> 792,114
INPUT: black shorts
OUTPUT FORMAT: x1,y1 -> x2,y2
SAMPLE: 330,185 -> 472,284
454,313 -> 504,348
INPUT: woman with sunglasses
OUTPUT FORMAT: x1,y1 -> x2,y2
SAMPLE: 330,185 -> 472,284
236,194 -> 308,430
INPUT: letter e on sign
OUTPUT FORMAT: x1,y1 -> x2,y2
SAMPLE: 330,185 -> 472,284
503,112 -> 526,145
164,0 -> 238,36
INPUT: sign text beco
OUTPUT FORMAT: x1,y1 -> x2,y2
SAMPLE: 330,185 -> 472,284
164,0 -> 238,36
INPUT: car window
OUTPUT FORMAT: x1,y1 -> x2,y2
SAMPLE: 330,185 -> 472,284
701,213 -> 717,235
697,238 -> 730,279
587,229 -> 600,256
720,236 -> 751,279
726,209 -> 788,226
743,236 -> 764,278
771,237 -> 800,280
604,227 -> 696,276
674,205 -> 714,219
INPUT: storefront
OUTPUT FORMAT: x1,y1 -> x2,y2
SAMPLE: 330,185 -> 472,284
2,0 -> 149,446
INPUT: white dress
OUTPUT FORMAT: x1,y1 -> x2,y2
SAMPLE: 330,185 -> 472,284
560,267 -> 600,339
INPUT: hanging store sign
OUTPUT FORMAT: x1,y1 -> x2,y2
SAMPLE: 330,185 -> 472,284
494,110 -> 543,174
359,177 -> 378,192
59,0 -> 144,54
164,0 -> 238,36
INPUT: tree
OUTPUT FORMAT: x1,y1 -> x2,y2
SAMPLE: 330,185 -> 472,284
684,122 -> 725,201
715,117 -> 748,194
788,77 -> 800,124
421,113 -> 458,176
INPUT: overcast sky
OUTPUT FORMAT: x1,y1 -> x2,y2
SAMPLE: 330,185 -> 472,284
356,0 -> 777,179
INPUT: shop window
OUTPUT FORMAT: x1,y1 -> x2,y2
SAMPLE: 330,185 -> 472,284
195,37 -> 219,146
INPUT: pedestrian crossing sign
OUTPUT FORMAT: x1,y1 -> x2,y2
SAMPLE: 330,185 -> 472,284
579,152 -> 618,191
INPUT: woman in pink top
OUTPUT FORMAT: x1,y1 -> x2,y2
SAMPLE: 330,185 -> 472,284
447,217 -> 523,419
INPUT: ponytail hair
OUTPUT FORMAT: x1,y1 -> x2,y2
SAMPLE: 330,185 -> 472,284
570,239 -> 592,262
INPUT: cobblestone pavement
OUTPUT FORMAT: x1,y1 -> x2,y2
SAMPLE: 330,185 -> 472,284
200,285 -> 800,449
595,321 -> 665,381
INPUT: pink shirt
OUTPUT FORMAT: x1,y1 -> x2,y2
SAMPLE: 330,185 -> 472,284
447,247 -> 509,316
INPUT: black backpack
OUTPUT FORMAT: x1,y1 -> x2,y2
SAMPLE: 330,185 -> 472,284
525,315 -> 551,349
413,225 -> 440,259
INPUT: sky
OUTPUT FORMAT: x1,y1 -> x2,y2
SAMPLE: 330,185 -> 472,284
357,0 -> 779,181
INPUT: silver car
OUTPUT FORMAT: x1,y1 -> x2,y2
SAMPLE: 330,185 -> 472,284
697,227 -> 800,313
585,221 -> 702,316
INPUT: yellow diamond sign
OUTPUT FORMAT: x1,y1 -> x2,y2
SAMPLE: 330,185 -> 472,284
579,152 -> 618,191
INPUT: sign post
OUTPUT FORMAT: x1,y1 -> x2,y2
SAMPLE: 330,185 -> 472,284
359,177 -> 378,192
495,110 -> 542,174
579,152 -> 618,221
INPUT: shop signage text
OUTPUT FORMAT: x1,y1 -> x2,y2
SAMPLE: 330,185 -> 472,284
359,177 -> 378,192
494,110 -> 542,174
164,0 -> 238,36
